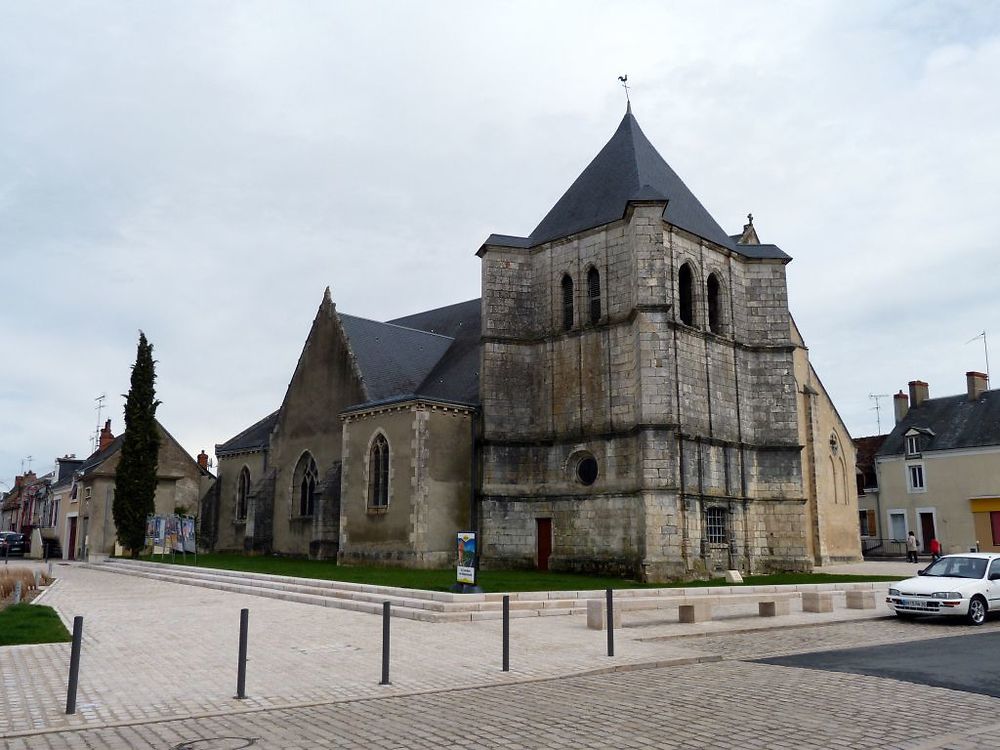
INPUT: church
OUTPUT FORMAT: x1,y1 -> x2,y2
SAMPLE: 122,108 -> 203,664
201,107 -> 861,581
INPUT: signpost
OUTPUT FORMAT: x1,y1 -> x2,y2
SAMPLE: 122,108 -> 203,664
456,531 -> 476,586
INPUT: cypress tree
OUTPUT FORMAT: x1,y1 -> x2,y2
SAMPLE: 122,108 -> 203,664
114,331 -> 161,557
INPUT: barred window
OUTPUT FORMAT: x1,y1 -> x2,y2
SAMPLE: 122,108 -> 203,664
705,507 -> 727,544
368,434 -> 390,508
294,452 -> 318,516
561,273 -> 574,331
587,267 -> 601,324
236,466 -> 251,521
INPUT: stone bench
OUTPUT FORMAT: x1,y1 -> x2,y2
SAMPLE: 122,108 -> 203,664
845,590 -> 877,610
678,594 -> 794,623
588,592 -> 796,628
586,598 -> 622,630
802,591 -> 835,613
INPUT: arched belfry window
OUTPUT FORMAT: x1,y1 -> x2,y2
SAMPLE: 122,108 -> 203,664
707,273 -> 722,334
294,452 -> 318,517
368,434 -> 389,509
236,466 -> 251,521
587,267 -> 601,324
561,274 -> 574,331
678,263 -> 695,326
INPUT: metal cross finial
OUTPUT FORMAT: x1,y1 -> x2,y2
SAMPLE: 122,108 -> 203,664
618,74 -> 630,106
747,212 -> 753,225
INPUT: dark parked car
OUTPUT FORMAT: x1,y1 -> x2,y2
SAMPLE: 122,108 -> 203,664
0,531 -> 26,557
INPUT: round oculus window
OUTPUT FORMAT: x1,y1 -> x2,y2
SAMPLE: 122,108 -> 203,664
576,456 -> 599,486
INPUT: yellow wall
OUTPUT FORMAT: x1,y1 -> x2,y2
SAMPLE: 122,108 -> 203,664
877,449 -> 1000,554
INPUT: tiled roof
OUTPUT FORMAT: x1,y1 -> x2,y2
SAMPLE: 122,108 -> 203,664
877,390 -> 1000,456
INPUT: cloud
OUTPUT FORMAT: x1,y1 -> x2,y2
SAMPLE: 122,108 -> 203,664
1,1 -> 998,482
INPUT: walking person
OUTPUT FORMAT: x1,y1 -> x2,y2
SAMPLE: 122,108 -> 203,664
929,536 -> 942,562
906,531 -> 919,563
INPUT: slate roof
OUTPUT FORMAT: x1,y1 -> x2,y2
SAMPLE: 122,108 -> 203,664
388,299 -> 481,406
877,390 -> 1000,456
338,314 -> 456,403
216,410 -> 279,456
79,435 -> 125,476
482,108 -> 789,261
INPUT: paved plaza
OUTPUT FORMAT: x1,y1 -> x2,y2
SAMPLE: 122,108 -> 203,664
2,561 -> 999,749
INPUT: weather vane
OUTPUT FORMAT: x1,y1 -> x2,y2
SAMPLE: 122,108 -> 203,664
618,74 -> 630,106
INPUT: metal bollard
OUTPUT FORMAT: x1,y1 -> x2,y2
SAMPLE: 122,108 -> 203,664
3,543 -> 8,565
502,595 -> 510,672
48,561 -> 53,577
34,570 -> 41,589
606,588 -> 615,657
236,608 -> 249,699
380,601 -> 391,685
13,581 -> 21,604
66,616 -> 84,714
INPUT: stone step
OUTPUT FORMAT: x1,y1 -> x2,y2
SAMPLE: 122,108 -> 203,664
91,560 -> 588,622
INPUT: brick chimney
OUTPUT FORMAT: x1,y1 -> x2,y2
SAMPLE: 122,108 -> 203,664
967,371 -> 988,401
894,390 -> 909,423
98,419 -> 115,451
908,380 -> 929,408
197,449 -> 209,471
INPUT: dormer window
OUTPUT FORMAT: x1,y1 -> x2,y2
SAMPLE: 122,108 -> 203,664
905,435 -> 920,456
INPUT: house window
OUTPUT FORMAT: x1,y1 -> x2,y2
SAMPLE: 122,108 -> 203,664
84,487 -> 92,500
705,507 -> 727,544
905,435 -> 920,456
236,466 -> 251,521
678,263 -> 695,326
907,463 -> 926,493
368,434 -> 390,509
587,267 -> 601,324
707,273 -> 722,334
561,274 -> 574,331
293,452 -> 318,516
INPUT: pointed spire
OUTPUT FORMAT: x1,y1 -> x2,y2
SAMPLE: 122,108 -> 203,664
324,286 -> 332,302
527,109 -> 733,248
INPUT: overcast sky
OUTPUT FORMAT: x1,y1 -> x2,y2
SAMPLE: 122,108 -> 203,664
2,1 -> 998,485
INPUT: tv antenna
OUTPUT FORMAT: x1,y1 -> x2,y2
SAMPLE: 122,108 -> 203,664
93,393 -> 106,452
965,331 -> 991,385
869,393 -> 890,434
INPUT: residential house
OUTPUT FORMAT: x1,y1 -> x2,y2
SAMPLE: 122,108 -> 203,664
876,373 -> 1000,555
854,433 -> 888,552
71,419 -> 215,560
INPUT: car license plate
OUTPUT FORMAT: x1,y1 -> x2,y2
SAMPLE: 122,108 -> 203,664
900,599 -> 914,606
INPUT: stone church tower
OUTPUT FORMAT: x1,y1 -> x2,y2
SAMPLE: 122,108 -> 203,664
478,106 -> 811,579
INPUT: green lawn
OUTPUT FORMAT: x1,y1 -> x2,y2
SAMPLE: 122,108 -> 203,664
139,552 -> 899,593
0,604 -> 72,646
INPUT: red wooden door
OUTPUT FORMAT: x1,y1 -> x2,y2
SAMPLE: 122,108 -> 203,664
536,518 -> 552,571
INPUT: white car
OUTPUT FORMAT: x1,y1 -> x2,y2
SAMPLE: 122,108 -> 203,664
887,552 -> 1000,625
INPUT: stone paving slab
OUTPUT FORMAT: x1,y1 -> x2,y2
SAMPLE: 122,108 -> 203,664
6,658 -> 1000,749
0,561 -> 919,742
